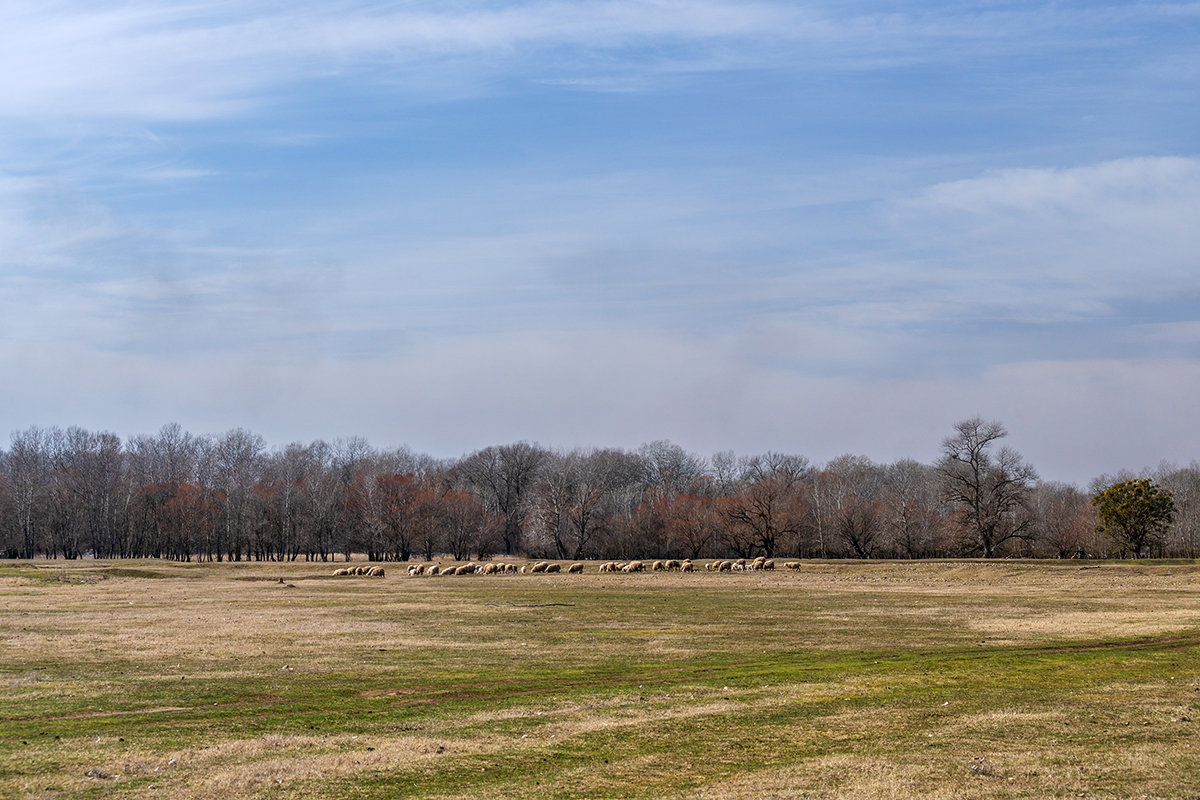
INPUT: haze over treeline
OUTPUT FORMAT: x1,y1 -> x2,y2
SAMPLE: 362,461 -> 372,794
3,421 -> 1197,562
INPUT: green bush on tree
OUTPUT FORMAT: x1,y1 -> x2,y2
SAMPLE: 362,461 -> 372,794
1091,478 -> 1176,558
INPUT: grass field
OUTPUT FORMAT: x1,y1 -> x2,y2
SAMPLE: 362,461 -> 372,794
2,558 -> 1199,799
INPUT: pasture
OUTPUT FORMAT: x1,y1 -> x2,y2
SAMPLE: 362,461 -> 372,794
2,559 -> 1199,798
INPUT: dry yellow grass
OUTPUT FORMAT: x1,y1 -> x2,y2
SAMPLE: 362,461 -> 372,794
2,558 -> 1199,799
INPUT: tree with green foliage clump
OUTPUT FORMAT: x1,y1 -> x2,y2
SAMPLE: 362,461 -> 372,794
1091,478 -> 1176,558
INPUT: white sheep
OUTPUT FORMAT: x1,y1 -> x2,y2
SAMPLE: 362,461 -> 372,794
567,562 -> 584,573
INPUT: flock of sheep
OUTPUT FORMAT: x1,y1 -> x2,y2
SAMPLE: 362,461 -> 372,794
331,565 -> 386,577
332,556 -> 804,578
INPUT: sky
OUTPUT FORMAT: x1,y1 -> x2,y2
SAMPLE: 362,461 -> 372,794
2,0 -> 1199,484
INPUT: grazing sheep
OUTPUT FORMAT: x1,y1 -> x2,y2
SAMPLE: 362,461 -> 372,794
681,560 -> 694,572
483,563 -> 498,575
545,563 -> 561,573
762,559 -> 775,570
784,561 -> 800,570
622,560 -> 645,573
425,565 -> 440,576
530,561 -> 548,573
665,559 -> 681,571
567,562 -> 584,574
717,560 -> 732,572
367,566 -> 385,577
333,568 -> 351,576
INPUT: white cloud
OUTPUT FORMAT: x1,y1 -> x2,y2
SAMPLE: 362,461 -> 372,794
0,1 -> 819,122
886,157 -> 1200,318
5,1 -> 1193,123
914,157 -> 1200,220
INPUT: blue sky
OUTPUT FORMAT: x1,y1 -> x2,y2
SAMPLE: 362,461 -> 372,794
2,0 -> 1199,483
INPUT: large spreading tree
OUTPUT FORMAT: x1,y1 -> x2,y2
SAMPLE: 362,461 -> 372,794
938,417 -> 1038,558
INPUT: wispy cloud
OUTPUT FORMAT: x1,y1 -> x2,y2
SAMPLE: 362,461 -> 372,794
5,1 -> 1195,123
0,1 -> 807,121
886,157 -> 1200,317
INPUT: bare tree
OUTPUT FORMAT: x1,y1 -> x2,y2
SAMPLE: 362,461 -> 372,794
1153,462 -> 1200,558
531,449 -> 639,559
5,427 -> 52,559
819,455 -> 885,558
1029,481 -> 1096,558
837,495 -> 884,558
882,459 -> 944,559
457,442 -> 547,555
213,428 -> 267,561
708,450 -> 744,497
938,418 -> 1038,558
439,490 -> 497,561
662,493 -> 723,558
128,423 -> 205,486
724,453 -> 811,558
638,440 -> 705,501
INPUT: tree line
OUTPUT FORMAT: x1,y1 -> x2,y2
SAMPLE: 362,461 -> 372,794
1,419 -> 1195,562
